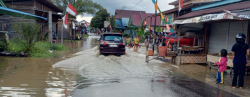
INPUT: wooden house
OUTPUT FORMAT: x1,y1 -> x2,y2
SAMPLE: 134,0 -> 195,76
57,18 -> 78,39
0,0 -> 63,39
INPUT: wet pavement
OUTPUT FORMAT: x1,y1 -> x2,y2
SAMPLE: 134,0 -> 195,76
0,34 -> 250,97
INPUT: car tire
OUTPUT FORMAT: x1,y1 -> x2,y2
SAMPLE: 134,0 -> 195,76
99,50 -> 102,56
172,43 -> 177,52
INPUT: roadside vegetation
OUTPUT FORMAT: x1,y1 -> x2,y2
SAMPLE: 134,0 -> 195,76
0,19 -> 67,57
7,38 -> 66,57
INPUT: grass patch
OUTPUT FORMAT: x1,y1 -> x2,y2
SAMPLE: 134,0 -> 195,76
7,38 -> 67,57
83,34 -> 88,37
30,41 -> 66,57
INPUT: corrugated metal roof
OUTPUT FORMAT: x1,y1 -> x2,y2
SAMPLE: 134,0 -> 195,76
192,0 -> 241,11
0,6 -> 47,20
148,15 -> 161,26
131,14 -> 142,26
3,0 -> 63,12
115,9 -> 146,19
131,13 -> 161,26
178,1 -> 250,19
121,18 -> 129,26
141,13 -> 154,26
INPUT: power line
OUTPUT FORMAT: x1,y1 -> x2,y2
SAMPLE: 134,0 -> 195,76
130,0 -> 143,10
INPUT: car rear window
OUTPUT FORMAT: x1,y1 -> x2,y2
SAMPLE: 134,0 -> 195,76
103,35 -> 123,41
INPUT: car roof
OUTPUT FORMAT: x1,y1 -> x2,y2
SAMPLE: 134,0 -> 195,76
102,32 -> 122,35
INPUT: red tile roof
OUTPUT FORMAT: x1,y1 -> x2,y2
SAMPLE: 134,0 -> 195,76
178,1 -> 250,19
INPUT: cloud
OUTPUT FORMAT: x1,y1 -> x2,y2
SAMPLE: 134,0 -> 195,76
76,13 -> 93,23
76,0 -> 176,22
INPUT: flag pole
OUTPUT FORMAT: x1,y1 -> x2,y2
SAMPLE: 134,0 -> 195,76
153,0 -> 157,53
61,18 -> 64,45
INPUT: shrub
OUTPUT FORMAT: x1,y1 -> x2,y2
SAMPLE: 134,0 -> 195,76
122,33 -> 128,37
0,41 -> 7,51
11,19 -> 42,53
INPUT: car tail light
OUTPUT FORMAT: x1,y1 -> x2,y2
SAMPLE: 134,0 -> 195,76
101,40 -> 107,45
119,41 -> 125,45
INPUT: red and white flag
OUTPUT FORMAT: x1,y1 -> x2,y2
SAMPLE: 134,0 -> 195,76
110,24 -> 113,32
62,13 -> 69,29
85,22 -> 88,27
66,2 -> 77,16
179,0 -> 184,12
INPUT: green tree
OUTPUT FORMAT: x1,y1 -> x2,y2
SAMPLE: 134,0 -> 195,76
90,9 -> 110,29
49,0 -> 103,18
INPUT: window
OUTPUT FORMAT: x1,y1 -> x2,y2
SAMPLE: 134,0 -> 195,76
104,35 -> 123,41
0,22 -> 7,31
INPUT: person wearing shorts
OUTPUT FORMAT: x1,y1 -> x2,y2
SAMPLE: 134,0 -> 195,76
134,36 -> 139,50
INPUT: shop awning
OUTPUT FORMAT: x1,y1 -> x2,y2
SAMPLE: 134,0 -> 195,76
178,1 -> 250,19
121,18 -> 129,27
172,13 -> 238,25
224,9 -> 250,19
0,6 -> 47,20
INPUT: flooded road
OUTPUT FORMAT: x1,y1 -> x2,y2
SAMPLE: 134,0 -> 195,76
0,35 -> 99,97
0,35 -> 249,97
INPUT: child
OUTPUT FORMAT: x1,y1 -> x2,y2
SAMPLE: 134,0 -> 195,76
156,35 -> 161,52
128,42 -> 133,48
144,36 -> 149,51
216,49 -> 228,84
134,36 -> 139,50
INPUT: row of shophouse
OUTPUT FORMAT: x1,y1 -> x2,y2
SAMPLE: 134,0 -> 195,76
112,0 -> 250,67
0,0 -> 89,40
161,0 -> 250,67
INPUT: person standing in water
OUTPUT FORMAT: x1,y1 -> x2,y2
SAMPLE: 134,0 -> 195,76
156,35 -> 161,53
162,35 -> 166,46
231,33 -> 250,88
144,36 -> 149,51
134,36 -> 139,50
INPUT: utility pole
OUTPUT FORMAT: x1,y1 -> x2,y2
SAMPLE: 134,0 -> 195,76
61,19 -> 63,45
153,0 -> 157,53
48,11 -> 52,44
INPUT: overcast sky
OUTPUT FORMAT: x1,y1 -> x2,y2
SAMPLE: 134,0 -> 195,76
76,0 -> 176,23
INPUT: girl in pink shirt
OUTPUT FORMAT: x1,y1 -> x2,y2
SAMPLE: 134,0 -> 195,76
216,49 -> 228,84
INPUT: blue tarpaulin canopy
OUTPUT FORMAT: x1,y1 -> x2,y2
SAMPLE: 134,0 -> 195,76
115,20 -> 126,29
121,18 -> 129,27
0,6 -> 47,20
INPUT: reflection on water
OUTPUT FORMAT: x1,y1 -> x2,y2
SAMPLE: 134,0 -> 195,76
0,35 -> 100,97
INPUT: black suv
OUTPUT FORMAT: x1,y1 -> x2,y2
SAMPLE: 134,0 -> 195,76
98,33 -> 125,55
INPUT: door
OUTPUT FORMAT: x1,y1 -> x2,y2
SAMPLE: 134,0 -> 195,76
208,21 -> 248,53
227,21 -> 248,51
208,22 -> 229,53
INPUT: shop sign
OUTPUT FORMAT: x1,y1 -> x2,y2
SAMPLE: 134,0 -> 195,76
104,21 -> 110,27
172,13 -> 237,25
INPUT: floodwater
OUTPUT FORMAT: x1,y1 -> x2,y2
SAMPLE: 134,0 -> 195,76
0,34 -> 250,97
